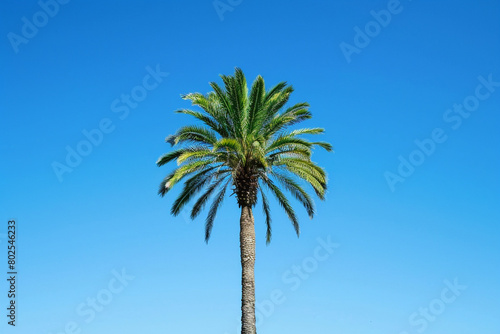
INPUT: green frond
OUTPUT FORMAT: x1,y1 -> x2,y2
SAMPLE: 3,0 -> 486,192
172,125 -> 218,146
266,136 -> 313,153
250,140 -> 268,169
250,82 -> 290,135
181,93 -> 231,137
263,115 -> 295,137
209,81 -> 238,136
312,141 -> 334,152
168,160 -> 216,190
266,85 -> 293,110
276,163 -> 326,200
177,149 -> 215,165
263,104 -> 312,137
156,149 -> 186,167
279,103 -> 312,124
230,68 -> 248,117
261,86 -> 294,124
259,188 -> 272,244
279,157 -> 326,179
247,75 -> 265,135
175,109 -> 224,135
157,145 -> 213,166
284,102 -> 310,113
270,171 -> 315,218
267,147 -> 312,161
181,92 -> 218,116
265,127 -> 325,149
263,82 -> 288,103
171,169 -> 216,216
205,180 -> 229,242
288,128 -> 325,136
190,176 -> 228,219
213,138 -> 243,153
158,169 -> 176,197
261,176 -> 300,237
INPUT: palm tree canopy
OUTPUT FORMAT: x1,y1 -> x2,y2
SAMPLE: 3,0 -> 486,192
157,68 -> 332,243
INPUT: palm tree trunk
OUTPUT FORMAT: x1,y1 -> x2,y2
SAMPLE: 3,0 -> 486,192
240,205 -> 257,334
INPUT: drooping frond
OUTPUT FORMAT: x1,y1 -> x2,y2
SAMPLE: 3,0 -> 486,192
270,171 -> 315,218
190,176 -> 229,219
259,188 -> 272,244
260,176 -> 300,237
158,169 -> 176,197
171,167 -> 219,216
273,158 -> 327,199
205,180 -> 229,242
167,160 -> 217,190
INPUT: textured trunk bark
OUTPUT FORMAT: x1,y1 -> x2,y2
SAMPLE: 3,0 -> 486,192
240,205 -> 257,334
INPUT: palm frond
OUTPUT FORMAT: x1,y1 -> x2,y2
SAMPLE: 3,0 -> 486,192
260,176 -> 300,237
168,160 -> 216,190
170,125 -> 218,146
181,93 -> 231,137
190,176 -> 228,219
312,141 -> 334,152
175,109 -> 225,135
266,136 -> 313,153
177,148 -> 215,165
246,75 -> 265,135
171,169 -> 216,216
158,169 -> 176,197
205,180 -> 229,242
259,187 -> 272,244
209,81 -> 239,137
275,162 -> 326,199
270,171 -> 314,218
213,138 -> 243,153
156,148 -> 186,167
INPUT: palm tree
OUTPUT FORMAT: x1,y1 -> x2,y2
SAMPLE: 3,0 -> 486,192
156,68 -> 332,334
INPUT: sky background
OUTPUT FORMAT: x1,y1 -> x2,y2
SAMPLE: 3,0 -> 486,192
1,0 -> 499,333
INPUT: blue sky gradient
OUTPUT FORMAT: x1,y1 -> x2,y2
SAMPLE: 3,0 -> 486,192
1,0 -> 499,333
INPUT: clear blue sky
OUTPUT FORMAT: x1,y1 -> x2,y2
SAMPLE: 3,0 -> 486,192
1,0 -> 499,333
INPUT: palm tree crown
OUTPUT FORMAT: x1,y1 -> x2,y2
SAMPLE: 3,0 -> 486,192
157,68 -> 332,243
